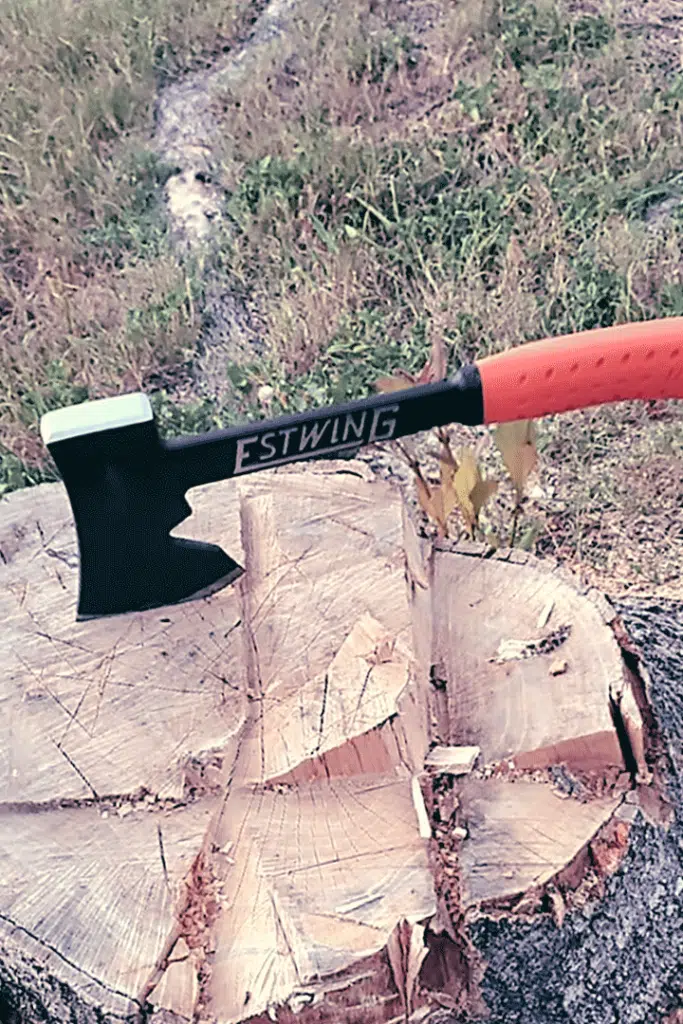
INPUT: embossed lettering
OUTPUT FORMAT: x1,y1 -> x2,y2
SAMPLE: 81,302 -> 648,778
342,411 -> 367,442
279,426 -> 298,455
259,431 -> 277,460
368,405 -> 398,443
234,435 -> 259,474
299,418 -> 331,451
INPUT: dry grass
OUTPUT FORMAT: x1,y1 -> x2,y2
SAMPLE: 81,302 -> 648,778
1,0 -> 682,589
0,0 -> 253,463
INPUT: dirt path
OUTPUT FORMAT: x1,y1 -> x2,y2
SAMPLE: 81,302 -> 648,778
152,0 -> 317,401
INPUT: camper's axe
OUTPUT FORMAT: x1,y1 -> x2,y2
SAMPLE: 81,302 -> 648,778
40,319 -> 683,620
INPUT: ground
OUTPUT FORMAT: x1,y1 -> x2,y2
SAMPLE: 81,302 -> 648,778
0,0 -> 682,592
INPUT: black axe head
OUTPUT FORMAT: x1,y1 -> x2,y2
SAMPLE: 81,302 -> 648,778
40,393 -> 242,620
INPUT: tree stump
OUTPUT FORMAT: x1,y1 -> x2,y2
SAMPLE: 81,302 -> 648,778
0,462 -> 681,1024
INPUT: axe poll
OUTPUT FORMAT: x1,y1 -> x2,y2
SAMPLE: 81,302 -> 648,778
39,318 -> 683,620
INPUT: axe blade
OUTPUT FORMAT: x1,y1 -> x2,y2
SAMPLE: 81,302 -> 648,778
40,393 -> 243,619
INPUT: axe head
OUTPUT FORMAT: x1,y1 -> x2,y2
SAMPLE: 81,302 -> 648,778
40,393 -> 242,619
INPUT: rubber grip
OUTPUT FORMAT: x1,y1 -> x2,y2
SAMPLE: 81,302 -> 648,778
475,318 -> 683,424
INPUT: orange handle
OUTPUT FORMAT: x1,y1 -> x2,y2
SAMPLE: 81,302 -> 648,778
475,318 -> 683,423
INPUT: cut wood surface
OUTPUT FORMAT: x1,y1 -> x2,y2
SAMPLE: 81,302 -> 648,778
458,779 -> 619,905
0,483 -> 246,804
0,462 -> 667,1024
429,539 -> 638,770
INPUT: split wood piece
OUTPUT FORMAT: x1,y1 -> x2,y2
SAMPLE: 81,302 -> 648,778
0,477 -> 249,1020
0,799 -> 216,1018
458,778 -> 620,905
0,482 -> 247,804
235,467 -> 429,785
210,776 -> 434,1024
425,745 -> 481,775
405,513 -> 645,775
206,466 -> 435,1023
404,507 -> 651,925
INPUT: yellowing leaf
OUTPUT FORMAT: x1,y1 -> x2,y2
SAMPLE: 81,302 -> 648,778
415,475 -> 449,537
440,481 -> 458,523
438,434 -> 458,475
431,487 -> 451,537
413,436 -> 494,540
453,448 -> 479,528
439,439 -> 458,519
375,370 -> 416,393
453,448 -> 497,534
494,420 -> 538,499
415,474 -> 434,517
471,477 -> 498,517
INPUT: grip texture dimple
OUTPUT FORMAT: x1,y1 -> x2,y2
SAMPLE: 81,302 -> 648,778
475,319 -> 683,424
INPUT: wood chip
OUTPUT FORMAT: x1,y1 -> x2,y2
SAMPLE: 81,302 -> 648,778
411,776 -> 432,839
491,624 -> 572,663
547,887 -> 566,927
424,745 -> 481,775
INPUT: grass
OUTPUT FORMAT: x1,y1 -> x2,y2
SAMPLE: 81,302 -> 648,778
1,0 -> 682,591
0,0 -> 253,469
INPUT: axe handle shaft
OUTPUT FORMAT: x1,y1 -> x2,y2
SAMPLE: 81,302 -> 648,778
164,318 -> 683,490
163,366 -> 483,488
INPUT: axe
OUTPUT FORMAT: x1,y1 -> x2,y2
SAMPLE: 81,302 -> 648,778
40,319 -> 683,620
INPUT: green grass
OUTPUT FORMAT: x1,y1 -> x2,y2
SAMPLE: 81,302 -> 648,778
1,0 -> 682,588
206,0 -> 683,397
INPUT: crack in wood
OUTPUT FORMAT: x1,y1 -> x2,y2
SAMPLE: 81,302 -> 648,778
608,692 -> 639,779
157,824 -> 170,891
0,790 -> 188,815
53,743 -> 99,801
315,672 -> 330,754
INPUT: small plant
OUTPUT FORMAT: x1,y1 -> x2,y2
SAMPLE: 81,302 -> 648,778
376,335 -> 540,548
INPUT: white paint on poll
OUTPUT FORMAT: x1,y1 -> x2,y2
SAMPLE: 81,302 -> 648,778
40,393 -> 153,445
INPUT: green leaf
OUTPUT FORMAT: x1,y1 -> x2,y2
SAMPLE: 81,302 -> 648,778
518,519 -> 542,551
